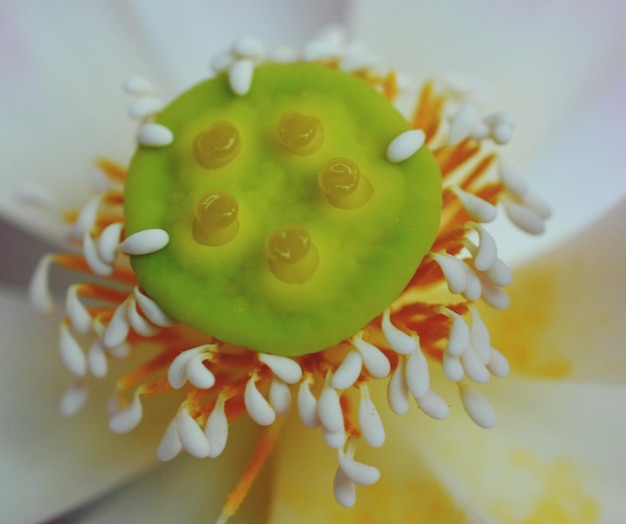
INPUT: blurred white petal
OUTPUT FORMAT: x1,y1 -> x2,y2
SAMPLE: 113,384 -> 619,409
0,288 -> 176,522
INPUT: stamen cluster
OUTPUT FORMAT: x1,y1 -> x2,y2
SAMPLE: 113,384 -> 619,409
30,28 -> 549,516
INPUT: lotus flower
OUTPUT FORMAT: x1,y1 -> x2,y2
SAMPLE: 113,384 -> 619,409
1,1 -> 625,523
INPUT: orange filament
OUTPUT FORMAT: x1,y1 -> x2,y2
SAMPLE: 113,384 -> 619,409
218,421 -> 284,523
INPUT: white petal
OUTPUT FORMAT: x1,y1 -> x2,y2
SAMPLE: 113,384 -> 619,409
0,289 -> 166,523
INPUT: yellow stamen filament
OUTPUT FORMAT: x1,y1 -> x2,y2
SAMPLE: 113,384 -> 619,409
194,121 -> 241,169
266,224 -> 319,284
217,420 -> 284,524
275,111 -> 323,155
319,157 -> 373,209
193,190 -> 240,246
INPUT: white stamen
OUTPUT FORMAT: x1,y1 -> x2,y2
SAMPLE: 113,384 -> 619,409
443,353 -> 464,382
186,354 -> 216,389
29,254 -> 55,313
87,341 -> 108,378
59,323 -> 87,377
71,195 -> 102,239
381,309 -> 419,355
258,353 -> 302,384
297,379 -> 320,428
468,305 -> 491,364
499,164 -> 528,197
128,97 -> 164,119
482,258 -> 513,287
318,379 -> 344,433
487,348 -> 510,378
177,408 -> 211,458
269,378 -> 291,416
205,394 -> 229,458
137,123 -> 174,147
126,298 -> 160,337
332,350 -> 363,390
228,59 -> 255,96
439,308 -> 470,357
338,449 -> 380,486
452,186 -> 497,223
358,384 -> 385,448
405,348 -> 430,400
386,129 -> 426,163
97,222 -> 124,264
522,191 -> 552,220
301,38 -> 342,62
461,261 -> 483,301
491,123 -> 513,144
109,394 -> 143,434
333,468 -> 356,508
416,390 -> 450,420
503,196 -> 546,235
210,50 -> 234,73
107,341 -> 131,359
123,75 -> 156,96
120,229 -> 169,255
460,346 -> 490,383
339,50 -> 378,72
157,417 -> 182,461
103,298 -> 131,348
269,45 -> 298,62
477,273 -> 510,310
431,253 -> 467,294
469,121 -> 490,140
323,428 -> 347,449
448,103 -> 478,146
59,379 -> 89,417
459,385 -> 497,428
469,223 -> 498,271
483,111 -> 517,128
167,345 -> 207,389
83,232 -> 113,277
387,357 -> 409,415
65,285 -> 92,334
133,287 -> 177,327
231,36 -> 266,61
244,377 -> 276,426
352,333 -> 390,378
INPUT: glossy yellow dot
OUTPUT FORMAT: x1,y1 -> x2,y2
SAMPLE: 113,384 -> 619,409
275,111 -> 323,155
266,224 -> 319,284
193,190 -> 239,246
194,121 -> 241,169
319,158 -> 373,209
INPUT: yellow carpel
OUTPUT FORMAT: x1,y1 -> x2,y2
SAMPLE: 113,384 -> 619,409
193,190 -> 240,246
275,111 -> 323,155
319,157 -> 373,209
266,224 -> 319,284
194,120 -> 241,169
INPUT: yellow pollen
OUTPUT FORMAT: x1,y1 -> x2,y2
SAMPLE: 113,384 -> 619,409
275,111 -> 323,155
266,224 -> 319,284
319,157 -> 373,209
193,190 -> 240,246
194,120 -> 241,169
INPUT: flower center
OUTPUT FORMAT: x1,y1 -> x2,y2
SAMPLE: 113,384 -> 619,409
124,63 -> 442,356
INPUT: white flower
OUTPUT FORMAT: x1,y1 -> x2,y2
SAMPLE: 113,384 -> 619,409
1,1 -> 625,523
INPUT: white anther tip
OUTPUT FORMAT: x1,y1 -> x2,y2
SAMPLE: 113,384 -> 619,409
109,396 -> 143,434
386,129 -> 426,163
137,123 -> 173,147
228,59 -> 255,96
460,385 -> 497,429
120,229 -> 169,255
123,75 -> 156,96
